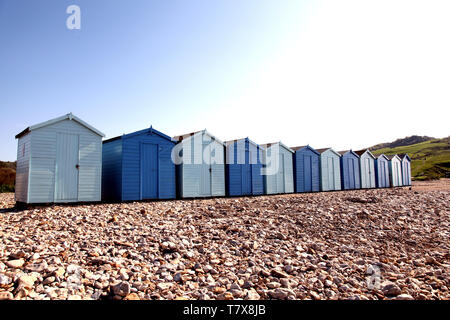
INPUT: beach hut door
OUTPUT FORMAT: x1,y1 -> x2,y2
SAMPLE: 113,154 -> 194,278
348,159 -> 355,189
55,133 -> 79,201
327,157 -> 334,189
304,155 -> 312,191
201,143 -> 212,195
141,144 -> 158,199
242,149 -> 252,194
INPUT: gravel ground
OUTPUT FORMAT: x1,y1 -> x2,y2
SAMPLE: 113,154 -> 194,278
0,181 -> 449,300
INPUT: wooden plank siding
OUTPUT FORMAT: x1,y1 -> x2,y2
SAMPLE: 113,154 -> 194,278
102,128 -> 176,201
225,138 -> 264,196
319,149 -> 342,191
15,116 -> 103,204
293,146 -> 320,193
175,131 -> 225,198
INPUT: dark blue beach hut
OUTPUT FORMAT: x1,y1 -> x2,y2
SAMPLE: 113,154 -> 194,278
399,153 -> 412,186
225,138 -> 265,196
102,126 -> 176,201
291,145 -> 320,193
374,154 -> 390,188
339,150 -> 361,190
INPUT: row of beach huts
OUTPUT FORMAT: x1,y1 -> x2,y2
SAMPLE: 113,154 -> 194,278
14,113 -> 412,204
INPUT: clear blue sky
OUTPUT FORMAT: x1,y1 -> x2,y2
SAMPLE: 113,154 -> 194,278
1,0 -> 449,161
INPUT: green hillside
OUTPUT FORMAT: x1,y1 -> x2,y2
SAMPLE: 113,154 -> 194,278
0,161 -> 16,193
372,137 -> 450,181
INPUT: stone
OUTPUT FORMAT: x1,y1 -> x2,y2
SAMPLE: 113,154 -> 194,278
43,277 -> 56,285
156,282 -> 173,291
310,291 -> 321,300
213,287 -> 227,294
271,269 -> 289,278
0,275 -> 11,286
124,293 -> 140,300
25,261 -> 48,273
6,259 -> 25,269
111,282 -> 131,297
0,291 -> 14,300
18,275 -> 36,289
382,283 -> 402,297
280,278 -> 290,288
268,288 -> 289,300
245,289 -> 261,300
0,182 -> 448,301
395,294 -> 414,300
284,265 -> 294,273
173,272 -> 183,283
217,292 -> 234,300
53,267 -> 65,278
267,282 -> 281,289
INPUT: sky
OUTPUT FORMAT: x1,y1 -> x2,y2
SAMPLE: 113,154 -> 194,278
0,0 -> 449,161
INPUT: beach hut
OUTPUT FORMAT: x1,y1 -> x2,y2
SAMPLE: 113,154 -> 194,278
225,138 -> 265,196
317,148 -> 342,191
374,154 -> 390,188
260,142 -> 294,195
399,154 -> 412,186
291,145 -> 320,193
339,150 -> 361,190
15,113 -> 104,204
355,149 -> 376,189
173,130 -> 225,198
387,155 -> 403,187
102,127 -> 176,201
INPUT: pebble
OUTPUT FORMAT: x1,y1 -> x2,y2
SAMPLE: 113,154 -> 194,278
6,259 -> 24,269
111,282 -> 131,297
0,185 -> 448,300
382,283 -> 402,297
0,292 -> 14,300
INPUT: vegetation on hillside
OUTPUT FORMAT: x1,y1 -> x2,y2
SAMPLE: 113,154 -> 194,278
0,161 -> 16,193
370,135 -> 435,151
372,137 -> 450,181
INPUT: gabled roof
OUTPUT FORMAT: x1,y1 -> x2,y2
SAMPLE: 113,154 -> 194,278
291,145 -> 320,156
316,148 -> 341,157
224,137 -> 265,150
291,145 -> 307,151
376,154 -> 390,161
103,126 -> 176,144
338,150 -> 360,158
260,142 -> 295,154
354,149 -> 376,159
15,113 -> 105,139
398,153 -> 411,161
173,129 -> 225,146
387,154 -> 401,161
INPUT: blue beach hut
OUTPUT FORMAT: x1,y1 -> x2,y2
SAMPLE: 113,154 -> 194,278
374,154 -> 390,188
339,150 -> 361,190
317,148 -> 342,191
173,130 -> 226,198
399,154 -> 412,186
102,126 -> 176,201
291,145 -> 320,193
225,138 -> 265,196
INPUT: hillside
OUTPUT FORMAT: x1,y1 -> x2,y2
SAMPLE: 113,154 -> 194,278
371,137 -> 450,180
370,135 -> 435,151
0,161 -> 16,192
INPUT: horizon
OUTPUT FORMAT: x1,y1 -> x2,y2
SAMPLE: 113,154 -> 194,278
1,0 -> 449,161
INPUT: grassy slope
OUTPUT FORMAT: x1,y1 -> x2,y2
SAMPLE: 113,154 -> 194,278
0,161 -> 15,192
372,137 -> 450,180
